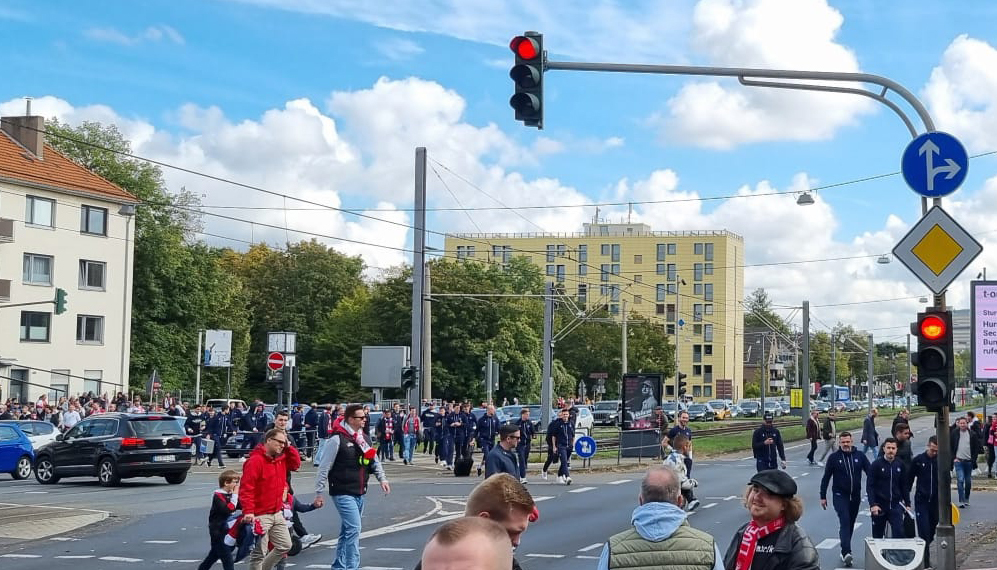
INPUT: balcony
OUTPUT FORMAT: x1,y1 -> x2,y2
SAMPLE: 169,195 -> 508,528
0,279 -> 10,302
0,218 -> 13,242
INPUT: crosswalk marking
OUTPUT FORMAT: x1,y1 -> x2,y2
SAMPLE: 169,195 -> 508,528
376,547 -> 415,552
815,538 -> 840,550
100,556 -> 143,562
55,555 -> 95,559
577,555 -> 601,560
724,495 -> 738,501
568,486 -> 597,493
144,540 -> 178,544
607,479 -> 632,485
1,554 -> 42,558
579,543 -> 603,552
526,553 -> 565,558
158,560 -> 198,564
800,472 -> 810,477
702,502 -> 718,509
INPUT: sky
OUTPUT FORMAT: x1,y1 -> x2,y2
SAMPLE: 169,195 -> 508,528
3,0 -> 997,345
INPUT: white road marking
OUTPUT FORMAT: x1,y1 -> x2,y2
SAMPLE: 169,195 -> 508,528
702,502 -> 718,509
577,555 -> 601,559
860,509 -> 871,516
23,491 -> 48,494
792,475 -> 799,480
55,555 -> 95,559
357,567 -> 403,570
145,540 -> 178,544
158,560 -> 198,563
1,554 -> 42,558
786,443 -> 807,449
800,472 -> 810,477
607,479 -> 632,485
724,495 -> 738,501
526,554 -> 565,558
579,543 -> 604,552
376,547 -> 415,552
100,556 -> 144,562
568,486 -> 597,493
815,538 -> 841,550
50,537 -> 81,541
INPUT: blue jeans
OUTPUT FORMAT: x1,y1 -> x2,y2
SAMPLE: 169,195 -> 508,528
332,494 -> 364,570
863,443 -> 879,460
954,460 -> 974,503
403,434 -> 416,462
313,437 -> 328,466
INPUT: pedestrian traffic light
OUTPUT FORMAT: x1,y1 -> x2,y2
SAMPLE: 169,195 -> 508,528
54,287 -> 67,315
910,311 -> 953,412
401,366 -> 418,390
509,32 -> 544,129
678,372 -> 688,397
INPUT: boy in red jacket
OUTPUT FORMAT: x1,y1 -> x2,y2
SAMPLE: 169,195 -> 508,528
240,428 -> 301,570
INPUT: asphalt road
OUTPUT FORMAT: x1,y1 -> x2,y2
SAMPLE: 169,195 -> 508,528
0,412 -> 993,569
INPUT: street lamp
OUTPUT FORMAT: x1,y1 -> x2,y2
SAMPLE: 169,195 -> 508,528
796,192 -> 815,206
877,255 -> 891,264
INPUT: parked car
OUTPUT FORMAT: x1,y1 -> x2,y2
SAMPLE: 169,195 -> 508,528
777,401 -> 791,415
470,407 -> 514,426
574,406 -> 594,431
661,401 -> 688,421
203,398 -> 247,412
686,403 -> 716,422
0,419 -> 59,450
814,400 -> 832,413
33,413 -> 193,487
592,400 -> 622,426
728,404 -> 742,418
763,401 -> 784,417
739,400 -> 761,417
0,423 -> 34,480
844,400 -> 861,412
706,400 -> 730,420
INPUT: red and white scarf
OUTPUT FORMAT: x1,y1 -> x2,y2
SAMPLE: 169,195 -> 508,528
735,516 -> 785,570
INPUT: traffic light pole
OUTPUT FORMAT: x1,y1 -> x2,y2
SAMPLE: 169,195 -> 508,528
934,294 -> 955,570
410,147 -> 427,410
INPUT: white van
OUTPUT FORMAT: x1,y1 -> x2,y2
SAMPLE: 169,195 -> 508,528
203,398 -> 246,411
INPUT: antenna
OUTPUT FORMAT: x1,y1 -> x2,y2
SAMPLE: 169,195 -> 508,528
628,202 -> 633,224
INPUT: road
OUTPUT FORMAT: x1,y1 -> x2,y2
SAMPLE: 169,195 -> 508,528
0,411 -> 992,569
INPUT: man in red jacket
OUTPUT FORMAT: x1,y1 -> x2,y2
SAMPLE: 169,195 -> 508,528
240,428 -> 301,570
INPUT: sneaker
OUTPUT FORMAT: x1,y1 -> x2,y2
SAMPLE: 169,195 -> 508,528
817,461 -> 825,467
687,499 -> 701,512
445,464 -> 453,471
842,553 -> 853,567
557,475 -> 565,484
565,476 -> 572,485
477,466 -> 483,477
520,478 -> 529,484
300,534 -> 322,549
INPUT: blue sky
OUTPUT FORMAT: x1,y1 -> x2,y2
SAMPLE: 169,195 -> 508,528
3,0 -> 997,337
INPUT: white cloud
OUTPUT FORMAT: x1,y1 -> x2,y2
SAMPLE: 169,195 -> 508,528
655,0 -> 874,149
923,34 -> 997,152
374,37 -> 425,61
84,25 -> 185,46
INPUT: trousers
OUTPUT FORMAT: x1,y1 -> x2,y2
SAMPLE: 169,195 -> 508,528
517,443 -> 531,478
248,512 -> 291,570
832,492 -> 861,555
871,504 -> 905,539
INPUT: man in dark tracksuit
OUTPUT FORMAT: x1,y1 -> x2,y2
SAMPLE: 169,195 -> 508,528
452,404 -> 471,463
515,407 -> 536,482
861,408 -> 880,459
461,405 -> 477,461
420,404 -> 438,456
910,436 -> 939,568
751,413 -> 787,472
241,404 -> 267,454
548,408 -> 575,485
819,432 -> 871,567
476,406 -> 500,477
441,404 -> 459,470
391,403 -> 405,458
203,407 -> 227,467
304,404 -> 319,457
867,437 -> 911,538
290,406 -> 304,451
186,407 -> 206,463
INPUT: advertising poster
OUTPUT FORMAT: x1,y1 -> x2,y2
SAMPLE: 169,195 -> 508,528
971,281 -> 997,382
621,373 -> 662,430
204,329 -> 233,367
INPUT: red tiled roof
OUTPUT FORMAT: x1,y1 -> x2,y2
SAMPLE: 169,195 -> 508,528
0,130 -> 138,203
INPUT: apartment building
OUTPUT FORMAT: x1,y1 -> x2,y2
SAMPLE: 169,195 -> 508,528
444,222 -> 745,401
0,114 -> 138,404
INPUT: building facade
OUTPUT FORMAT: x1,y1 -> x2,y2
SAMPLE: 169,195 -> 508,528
0,115 -> 138,405
952,308 -> 970,353
444,222 -> 745,402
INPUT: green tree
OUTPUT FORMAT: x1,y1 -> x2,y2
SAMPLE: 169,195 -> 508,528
744,288 -> 790,336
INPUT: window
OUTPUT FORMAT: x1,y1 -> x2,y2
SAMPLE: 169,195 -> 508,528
694,283 -> 703,295
492,245 -> 502,258
578,264 -> 587,276
601,244 -> 610,256
656,244 -> 667,262
611,244 -> 621,262
656,304 -> 665,315
23,253 -> 53,285
705,243 -> 714,261
693,345 -> 702,363
704,345 -> 713,356
666,303 -> 676,322
634,295 -> 642,305
693,303 -> 703,322
456,245 -> 475,259
667,243 -> 677,255
546,265 -> 555,276
634,274 -> 643,283
556,265 -> 566,282
599,225 -> 609,236
50,370 -> 70,402
667,263 -> 676,281
704,324 -> 714,342
667,283 -> 677,295
577,284 -> 587,304
704,365 -> 713,383
610,303 -> 619,315
578,245 -> 588,262
81,205 -> 108,236
556,245 -> 566,258
704,386 -> 713,397
693,324 -> 702,335
705,263 -> 714,276
693,386 -> 702,397
705,304 -> 714,316
83,370 -> 102,395
546,245 -> 556,262
77,315 -> 104,344
0,426 -> 18,442
693,365 -> 702,376
694,243 -> 704,255
601,264 -> 610,282
704,283 -> 713,301
600,284 -> 610,296
666,324 -> 676,335
20,311 -> 51,342
657,263 -> 666,275
491,245 -> 512,262
610,285 -> 620,302
633,254 -> 642,264
656,284 -> 666,302
611,264 -> 620,275
694,263 -> 703,281
26,196 -> 55,227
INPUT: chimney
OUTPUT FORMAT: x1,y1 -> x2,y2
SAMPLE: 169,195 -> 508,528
1,114 -> 45,159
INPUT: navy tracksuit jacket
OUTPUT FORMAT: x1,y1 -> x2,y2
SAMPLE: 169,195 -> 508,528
867,456 -> 910,538
819,449 -> 871,555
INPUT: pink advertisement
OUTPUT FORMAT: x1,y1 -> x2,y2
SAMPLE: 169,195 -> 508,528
973,283 -> 997,381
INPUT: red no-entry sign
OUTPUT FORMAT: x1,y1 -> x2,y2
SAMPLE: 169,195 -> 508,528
267,352 -> 285,371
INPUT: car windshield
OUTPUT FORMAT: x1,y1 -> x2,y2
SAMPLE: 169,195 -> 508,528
594,402 -> 618,410
128,418 -> 184,436
707,401 -> 724,407
688,405 -> 707,412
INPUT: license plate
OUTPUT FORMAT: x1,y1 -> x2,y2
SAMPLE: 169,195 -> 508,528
153,455 -> 176,463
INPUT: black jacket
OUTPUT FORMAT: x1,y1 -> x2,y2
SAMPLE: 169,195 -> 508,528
723,521 -> 820,570
547,418 -> 574,447
304,408 -> 318,430
516,417 -> 536,447
867,456 -> 910,510
861,415 -> 879,447
752,425 -> 786,464
910,451 -> 938,505
949,428 -> 983,469
819,449 -> 870,500
207,490 -> 238,541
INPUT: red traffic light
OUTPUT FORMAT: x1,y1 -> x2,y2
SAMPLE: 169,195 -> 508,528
920,314 -> 946,340
510,36 -> 540,59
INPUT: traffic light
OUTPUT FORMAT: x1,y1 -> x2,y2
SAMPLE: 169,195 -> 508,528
910,311 -> 954,412
678,372 -> 688,397
54,287 -> 67,315
401,366 -> 419,390
509,32 -> 544,128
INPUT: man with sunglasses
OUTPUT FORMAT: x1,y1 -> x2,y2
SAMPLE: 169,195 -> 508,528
485,424 -> 521,478
240,428 -> 301,570
315,404 -> 390,570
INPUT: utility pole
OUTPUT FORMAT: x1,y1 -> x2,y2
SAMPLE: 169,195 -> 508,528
422,264 -> 432,401
540,282 -> 555,430
802,301 -> 811,421
907,333 -> 912,402
867,334 -> 874,411
410,147 -> 427,410
830,332 -> 837,410
760,333 -> 767,412
673,273 -> 682,402
195,330 -> 203,404
621,300 -> 628,377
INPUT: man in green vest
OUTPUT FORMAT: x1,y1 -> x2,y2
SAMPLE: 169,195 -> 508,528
598,465 -> 723,570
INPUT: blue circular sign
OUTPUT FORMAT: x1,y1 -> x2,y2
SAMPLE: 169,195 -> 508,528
901,131 -> 968,198
574,435 -> 597,458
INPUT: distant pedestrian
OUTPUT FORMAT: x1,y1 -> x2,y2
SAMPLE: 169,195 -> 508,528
515,408 -> 535,483
867,437 -> 910,539
751,413 -> 786,472
910,436 -> 939,568
950,417 -> 983,508
197,469 -> 240,570
891,409 -> 910,436
544,408 -> 574,484
666,411 -> 694,475
986,413 -> 997,478
663,434 -> 700,511
597,465 -> 722,570
240,429 -> 301,570
476,405 -> 500,477
861,408 -> 880,459
420,403 -> 439,456
303,404 -> 318,458
817,410 -> 837,465
893,422 -> 914,492
420,517 -> 513,570
485,424 -> 521,478
723,470 -> 819,570
805,410 -> 820,466
818,432 -> 870,567
401,405 -> 420,465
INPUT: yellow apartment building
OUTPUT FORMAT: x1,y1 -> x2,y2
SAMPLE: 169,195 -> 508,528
443,222 -> 745,402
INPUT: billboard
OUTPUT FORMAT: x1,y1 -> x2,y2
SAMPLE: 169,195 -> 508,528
204,330 -> 233,367
971,281 -> 997,382
360,346 -> 410,388
621,373 -> 662,430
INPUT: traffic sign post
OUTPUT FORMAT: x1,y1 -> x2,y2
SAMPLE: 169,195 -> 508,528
901,132 -> 968,198
892,206 -> 982,295
267,352 -> 285,371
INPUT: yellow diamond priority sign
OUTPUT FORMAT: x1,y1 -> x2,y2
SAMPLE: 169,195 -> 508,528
893,206 -> 982,294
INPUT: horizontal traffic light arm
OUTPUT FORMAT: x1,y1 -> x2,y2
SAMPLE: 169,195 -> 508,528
0,299 -> 62,309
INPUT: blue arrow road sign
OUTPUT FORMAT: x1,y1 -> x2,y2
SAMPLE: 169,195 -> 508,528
574,435 -> 597,458
901,131 -> 968,198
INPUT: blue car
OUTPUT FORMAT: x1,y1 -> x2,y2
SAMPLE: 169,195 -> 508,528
0,423 -> 34,480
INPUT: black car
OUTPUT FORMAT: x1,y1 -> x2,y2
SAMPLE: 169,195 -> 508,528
592,400 -> 622,426
33,413 -> 193,487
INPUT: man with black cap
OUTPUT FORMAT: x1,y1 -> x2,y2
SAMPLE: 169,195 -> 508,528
819,431 -> 871,567
752,412 -> 787,472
